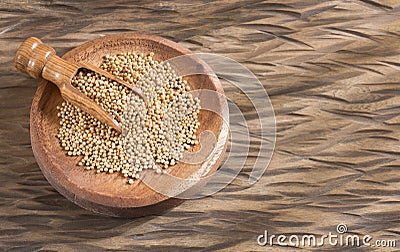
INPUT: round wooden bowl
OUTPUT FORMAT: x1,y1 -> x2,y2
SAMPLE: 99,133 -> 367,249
30,33 -> 228,217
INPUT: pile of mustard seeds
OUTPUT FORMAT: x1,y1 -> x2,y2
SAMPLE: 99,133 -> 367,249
56,52 -> 200,184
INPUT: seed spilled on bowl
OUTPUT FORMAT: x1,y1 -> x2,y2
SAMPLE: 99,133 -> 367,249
56,52 -> 201,184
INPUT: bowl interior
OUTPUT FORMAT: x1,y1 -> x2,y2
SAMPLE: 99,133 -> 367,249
32,33 -> 226,210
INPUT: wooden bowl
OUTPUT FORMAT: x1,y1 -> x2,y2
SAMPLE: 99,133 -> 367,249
30,33 -> 228,217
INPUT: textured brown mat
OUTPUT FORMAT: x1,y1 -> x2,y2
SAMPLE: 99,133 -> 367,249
1,0 -> 399,250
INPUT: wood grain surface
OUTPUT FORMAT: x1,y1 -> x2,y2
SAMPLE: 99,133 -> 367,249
1,0 -> 400,251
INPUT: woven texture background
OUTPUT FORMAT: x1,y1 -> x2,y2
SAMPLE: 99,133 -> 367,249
1,0 -> 400,250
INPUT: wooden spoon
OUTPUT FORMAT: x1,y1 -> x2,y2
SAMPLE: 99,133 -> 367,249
14,37 -> 145,133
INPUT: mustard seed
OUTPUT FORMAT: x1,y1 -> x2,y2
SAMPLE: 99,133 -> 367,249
56,51 -> 201,184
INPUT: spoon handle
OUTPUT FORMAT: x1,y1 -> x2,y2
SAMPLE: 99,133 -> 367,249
15,37 -> 122,133
14,37 -> 78,87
